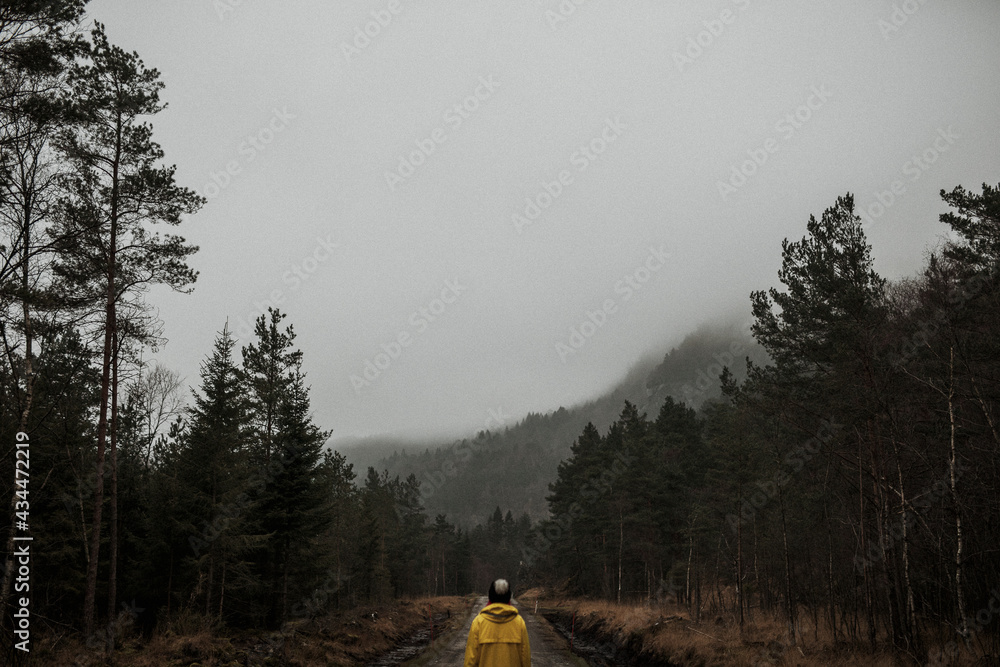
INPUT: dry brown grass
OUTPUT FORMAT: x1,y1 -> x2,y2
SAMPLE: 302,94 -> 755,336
531,594 -> 904,666
36,596 -> 471,666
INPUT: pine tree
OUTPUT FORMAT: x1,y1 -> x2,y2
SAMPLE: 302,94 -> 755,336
241,309 -> 331,626
388,473 -> 427,598
177,324 -> 258,623
358,468 -> 395,603
544,422 -> 606,595
242,308 -> 301,466
143,416 -> 189,621
314,449 -> 357,610
54,23 -> 201,635
747,194 -> 892,648
939,182 -> 1000,273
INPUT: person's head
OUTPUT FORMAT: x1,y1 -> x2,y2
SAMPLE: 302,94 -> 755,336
488,578 -> 511,604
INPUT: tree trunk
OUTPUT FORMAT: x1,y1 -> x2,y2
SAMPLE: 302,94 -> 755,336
737,472 -> 744,632
206,488 -> 215,621
948,348 -> 968,639
219,559 -> 226,620
617,507 -> 623,604
712,531 -> 724,614
336,542 -> 342,609
752,513 -> 760,619
107,332 -> 120,652
858,437 -> 876,652
826,506 -> 837,642
167,551 -> 174,620
83,273 -> 113,638
206,552 -> 214,619
602,533 -> 609,598
775,443 -> 796,646
645,560 -> 650,607
83,114 -> 122,638
695,567 -> 702,623
893,441 -> 919,654
281,549 -> 290,628
876,463 -> 902,649
685,530 -> 693,611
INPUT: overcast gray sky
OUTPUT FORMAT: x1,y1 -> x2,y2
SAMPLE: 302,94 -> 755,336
87,0 -> 1000,441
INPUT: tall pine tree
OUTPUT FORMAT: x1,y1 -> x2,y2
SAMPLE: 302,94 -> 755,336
54,23 -> 201,635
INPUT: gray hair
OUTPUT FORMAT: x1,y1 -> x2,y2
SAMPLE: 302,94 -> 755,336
488,578 -> 511,603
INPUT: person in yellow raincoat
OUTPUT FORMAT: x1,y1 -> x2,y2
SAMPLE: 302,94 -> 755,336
464,579 -> 531,666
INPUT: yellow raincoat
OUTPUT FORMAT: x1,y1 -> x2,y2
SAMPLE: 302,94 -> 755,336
463,602 -> 531,667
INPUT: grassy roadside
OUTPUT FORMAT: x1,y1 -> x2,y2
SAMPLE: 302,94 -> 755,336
517,589 -> 901,667
35,596 -> 470,666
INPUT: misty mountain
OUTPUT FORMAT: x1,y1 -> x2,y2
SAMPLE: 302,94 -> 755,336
338,319 -> 766,527
644,319 -> 770,407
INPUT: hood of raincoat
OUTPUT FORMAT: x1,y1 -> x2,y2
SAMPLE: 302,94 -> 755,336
479,602 -> 520,624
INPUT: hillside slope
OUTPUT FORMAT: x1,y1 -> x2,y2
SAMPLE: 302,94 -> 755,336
340,319 -> 766,527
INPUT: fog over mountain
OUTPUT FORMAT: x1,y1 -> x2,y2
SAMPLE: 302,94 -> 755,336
335,318 -> 767,526
77,0 -> 1000,440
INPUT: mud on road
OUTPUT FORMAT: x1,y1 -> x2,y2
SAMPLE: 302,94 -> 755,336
395,597 -> 587,667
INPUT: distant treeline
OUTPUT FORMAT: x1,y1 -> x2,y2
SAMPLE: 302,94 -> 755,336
527,187 -> 1000,661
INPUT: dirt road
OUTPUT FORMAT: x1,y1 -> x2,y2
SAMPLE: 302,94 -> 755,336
408,597 -> 586,667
